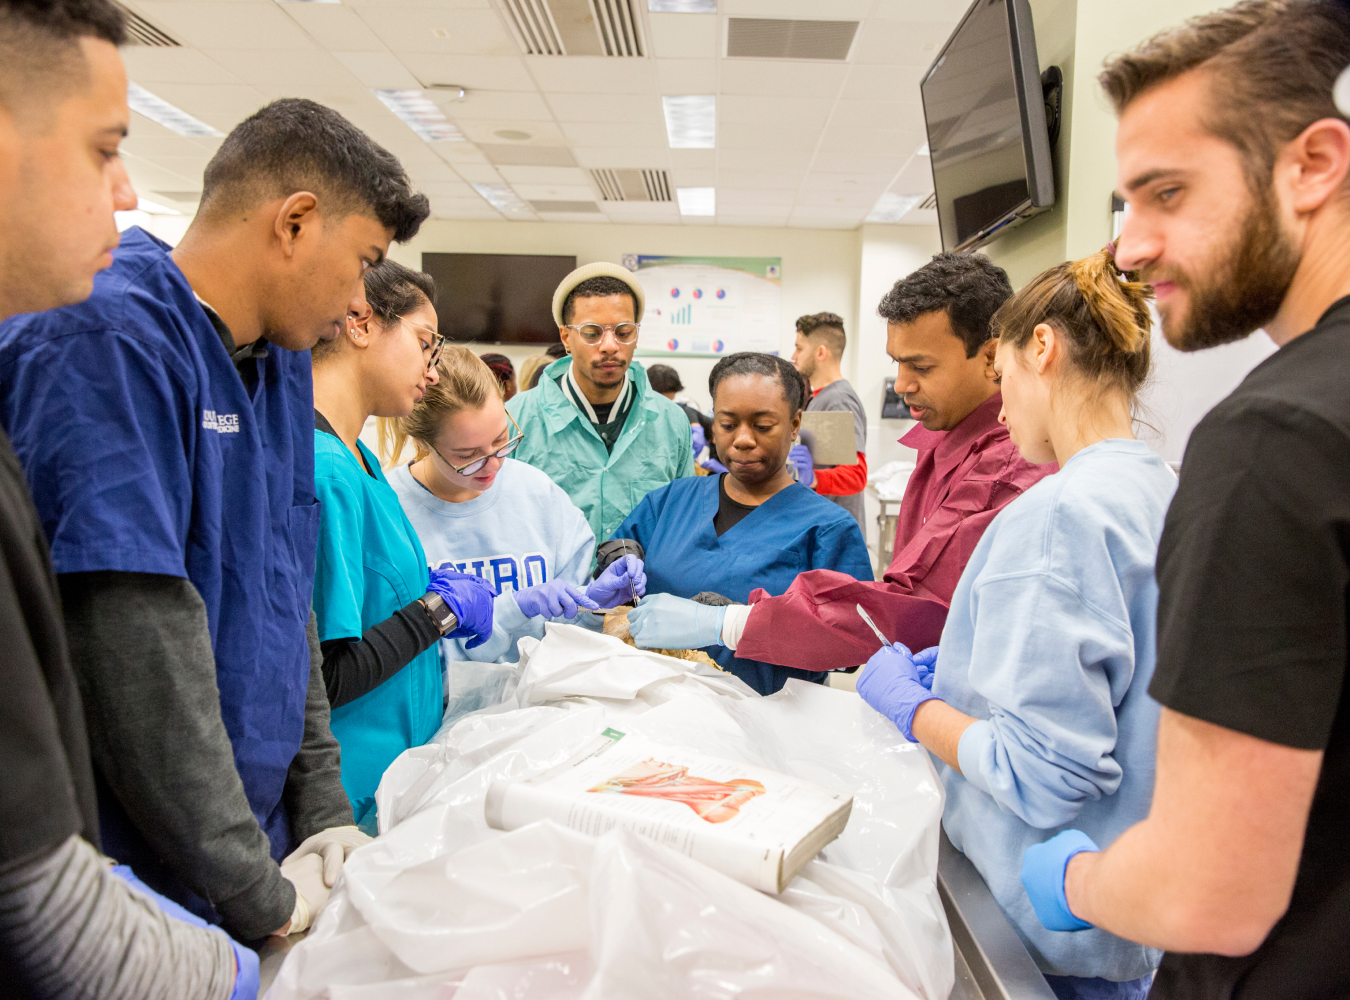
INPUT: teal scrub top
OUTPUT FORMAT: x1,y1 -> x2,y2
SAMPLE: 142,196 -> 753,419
312,429 -> 441,825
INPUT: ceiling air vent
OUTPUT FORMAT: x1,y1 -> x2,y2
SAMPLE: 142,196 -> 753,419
497,0 -> 644,56
115,2 -> 180,46
530,200 -> 602,213
726,18 -> 858,61
590,168 -> 671,202
918,192 -> 937,211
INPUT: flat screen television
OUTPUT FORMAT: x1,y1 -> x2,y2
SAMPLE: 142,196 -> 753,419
920,0 -> 1055,253
421,252 -> 577,344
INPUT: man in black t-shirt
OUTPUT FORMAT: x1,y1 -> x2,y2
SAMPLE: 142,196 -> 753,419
1017,4 -> 1350,998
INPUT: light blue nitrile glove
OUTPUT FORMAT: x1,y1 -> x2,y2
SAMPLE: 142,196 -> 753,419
788,443 -> 814,488
628,593 -> 727,649
700,456 -> 729,474
691,422 -> 707,457
856,642 -> 942,741
586,554 -> 647,607
514,579 -> 600,620
110,866 -> 260,1000
913,645 -> 939,690
427,567 -> 497,649
1021,830 -> 1099,932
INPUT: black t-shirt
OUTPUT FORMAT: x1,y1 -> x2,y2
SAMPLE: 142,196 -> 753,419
713,473 -> 759,537
0,427 -> 100,864
1147,298 -> 1350,1000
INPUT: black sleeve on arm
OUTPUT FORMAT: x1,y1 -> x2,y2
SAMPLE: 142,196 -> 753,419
320,601 -> 441,710
57,571 -> 294,941
282,610 -> 356,843
1149,400 -> 1350,750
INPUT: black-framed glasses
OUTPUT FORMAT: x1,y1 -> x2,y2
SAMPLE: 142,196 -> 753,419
403,318 -> 445,371
565,322 -> 639,344
433,410 -> 524,476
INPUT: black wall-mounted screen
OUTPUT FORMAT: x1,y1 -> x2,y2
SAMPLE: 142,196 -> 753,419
920,0 -> 1055,252
421,252 -> 577,345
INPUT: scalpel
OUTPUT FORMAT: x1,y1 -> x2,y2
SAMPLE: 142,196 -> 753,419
855,604 -> 892,648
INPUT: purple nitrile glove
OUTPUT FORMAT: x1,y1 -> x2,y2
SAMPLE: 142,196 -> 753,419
427,567 -> 497,649
1021,830 -> 1099,932
788,443 -> 814,488
110,866 -> 260,1000
700,456 -> 729,474
856,641 -> 942,741
691,422 -> 707,456
913,645 -> 939,690
586,554 -> 647,607
514,579 -> 600,620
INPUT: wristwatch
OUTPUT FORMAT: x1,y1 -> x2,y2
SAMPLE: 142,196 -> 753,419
418,592 -> 459,636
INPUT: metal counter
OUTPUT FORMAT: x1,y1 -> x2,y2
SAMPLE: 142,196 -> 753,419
258,832 -> 1056,998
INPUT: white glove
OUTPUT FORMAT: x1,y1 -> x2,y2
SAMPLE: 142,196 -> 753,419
276,852 -> 329,936
282,825 -> 372,887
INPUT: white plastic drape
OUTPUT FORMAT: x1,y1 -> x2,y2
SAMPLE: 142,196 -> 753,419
266,624 -> 954,1000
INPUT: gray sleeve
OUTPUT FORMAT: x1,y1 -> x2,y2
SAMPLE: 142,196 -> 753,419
0,835 -> 235,1000
57,571 -> 294,941
282,611 -> 355,841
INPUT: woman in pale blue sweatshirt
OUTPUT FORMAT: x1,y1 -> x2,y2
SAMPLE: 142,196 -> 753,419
383,346 -> 645,676
857,249 -> 1176,1000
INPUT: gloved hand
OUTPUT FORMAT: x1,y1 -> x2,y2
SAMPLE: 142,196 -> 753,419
788,443 -> 814,488
282,825 -> 372,888
700,456 -> 729,474
628,592 -> 727,649
586,554 -> 647,607
1021,830 -> 1099,932
856,642 -> 942,741
913,645 -> 939,690
427,567 -> 496,649
277,852 -> 330,935
110,865 -> 260,999
691,422 -> 707,456
514,579 -> 600,620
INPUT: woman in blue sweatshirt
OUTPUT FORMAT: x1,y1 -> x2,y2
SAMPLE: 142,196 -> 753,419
857,249 -> 1175,1000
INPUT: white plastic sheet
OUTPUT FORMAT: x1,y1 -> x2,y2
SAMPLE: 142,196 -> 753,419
267,625 -> 953,1000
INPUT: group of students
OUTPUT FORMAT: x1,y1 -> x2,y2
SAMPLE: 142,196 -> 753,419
0,1 -> 1348,999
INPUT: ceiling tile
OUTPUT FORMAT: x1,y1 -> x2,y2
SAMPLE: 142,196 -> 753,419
720,123 -> 822,151
656,58 -> 717,93
281,3 -> 384,50
416,180 -> 478,198
203,47 -> 361,91
819,126 -> 925,157
361,7 -> 517,55
668,168 -> 715,187
718,95 -> 833,128
795,189 -> 877,208
717,146 -> 814,171
559,120 -> 666,147
718,60 -> 847,98
545,93 -> 659,124
524,57 -> 658,95
122,47 -> 241,85
809,148 -> 909,174
332,51 -> 422,89
397,53 -> 535,91
715,168 -> 804,189
890,156 -> 935,194
454,119 -> 567,144
840,62 -> 926,102
511,183 -> 597,200
445,90 -> 554,120
721,0 -> 872,16
828,100 -> 923,130
600,202 -> 680,222
344,0 -> 492,8
532,211 -> 605,222
569,147 -> 672,169
647,12 -> 717,58
451,162 -> 504,183
135,2 -> 315,51
717,215 -> 788,227
668,149 -> 715,172
140,82 -> 268,120
852,19 -> 957,66
480,144 -> 577,165
495,165 -> 591,185
717,189 -> 797,208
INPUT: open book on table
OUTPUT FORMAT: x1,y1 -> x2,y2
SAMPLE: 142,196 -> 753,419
485,727 -> 852,894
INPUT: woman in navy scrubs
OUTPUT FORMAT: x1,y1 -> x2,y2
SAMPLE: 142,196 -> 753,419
619,353 -> 873,694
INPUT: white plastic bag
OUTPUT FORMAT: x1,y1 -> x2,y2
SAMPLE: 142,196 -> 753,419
267,624 -> 952,1000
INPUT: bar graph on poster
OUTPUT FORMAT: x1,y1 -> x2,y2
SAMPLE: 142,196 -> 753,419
621,255 -> 782,357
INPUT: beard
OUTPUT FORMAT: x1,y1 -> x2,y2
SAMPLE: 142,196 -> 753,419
1152,184 -> 1301,352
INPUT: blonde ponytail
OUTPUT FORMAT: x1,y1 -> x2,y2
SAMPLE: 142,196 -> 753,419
1066,249 -> 1153,355
376,345 -> 502,466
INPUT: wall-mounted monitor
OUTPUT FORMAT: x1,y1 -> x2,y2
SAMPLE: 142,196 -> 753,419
421,252 -> 578,344
920,0 -> 1055,253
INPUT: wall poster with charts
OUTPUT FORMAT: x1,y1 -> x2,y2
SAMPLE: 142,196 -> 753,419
621,254 -> 782,358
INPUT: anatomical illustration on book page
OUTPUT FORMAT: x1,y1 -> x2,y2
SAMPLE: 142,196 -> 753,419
589,758 -> 766,824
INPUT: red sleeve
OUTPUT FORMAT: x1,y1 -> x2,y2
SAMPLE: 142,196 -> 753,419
736,570 -> 949,672
812,452 -> 867,496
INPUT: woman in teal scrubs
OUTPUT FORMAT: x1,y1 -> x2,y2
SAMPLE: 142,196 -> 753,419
309,261 -> 501,827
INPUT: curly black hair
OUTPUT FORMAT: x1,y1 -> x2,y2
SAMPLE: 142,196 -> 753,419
562,275 -> 638,325
877,253 -> 1013,357
708,352 -> 806,413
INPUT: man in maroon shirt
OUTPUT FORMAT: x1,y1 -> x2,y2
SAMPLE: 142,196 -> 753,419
629,253 -> 1055,670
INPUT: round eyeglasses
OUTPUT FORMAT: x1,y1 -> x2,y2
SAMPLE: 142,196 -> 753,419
565,322 -> 640,345
433,411 -> 525,476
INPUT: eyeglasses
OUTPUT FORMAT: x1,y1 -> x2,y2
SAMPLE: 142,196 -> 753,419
565,322 -> 640,345
403,318 -> 445,371
433,410 -> 525,476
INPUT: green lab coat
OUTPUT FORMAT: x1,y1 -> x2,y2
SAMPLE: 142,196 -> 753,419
507,357 -> 696,543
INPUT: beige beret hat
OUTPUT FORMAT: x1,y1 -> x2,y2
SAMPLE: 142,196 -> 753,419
551,261 -> 646,326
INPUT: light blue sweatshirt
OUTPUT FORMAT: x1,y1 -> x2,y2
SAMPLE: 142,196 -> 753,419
935,439 -> 1176,981
387,457 -> 598,664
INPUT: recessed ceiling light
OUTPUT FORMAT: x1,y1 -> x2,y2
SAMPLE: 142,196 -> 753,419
676,187 -> 715,216
372,89 -> 464,142
493,129 -> 532,141
126,83 -> 222,138
649,0 -> 715,10
473,183 -> 532,215
866,193 -> 923,223
136,197 -> 182,215
662,95 -> 715,149
425,83 -> 467,100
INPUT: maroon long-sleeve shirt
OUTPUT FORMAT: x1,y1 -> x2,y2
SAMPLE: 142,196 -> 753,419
737,393 -> 1055,671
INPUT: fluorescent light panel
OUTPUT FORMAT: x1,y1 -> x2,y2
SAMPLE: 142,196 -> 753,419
126,83 -> 222,138
473,183 -> 531,215
662,95 -> 715,149
372,90 -> 464,142
676,187 -> 715,216
649,0 -> 716,10
866,193 -> 923,223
